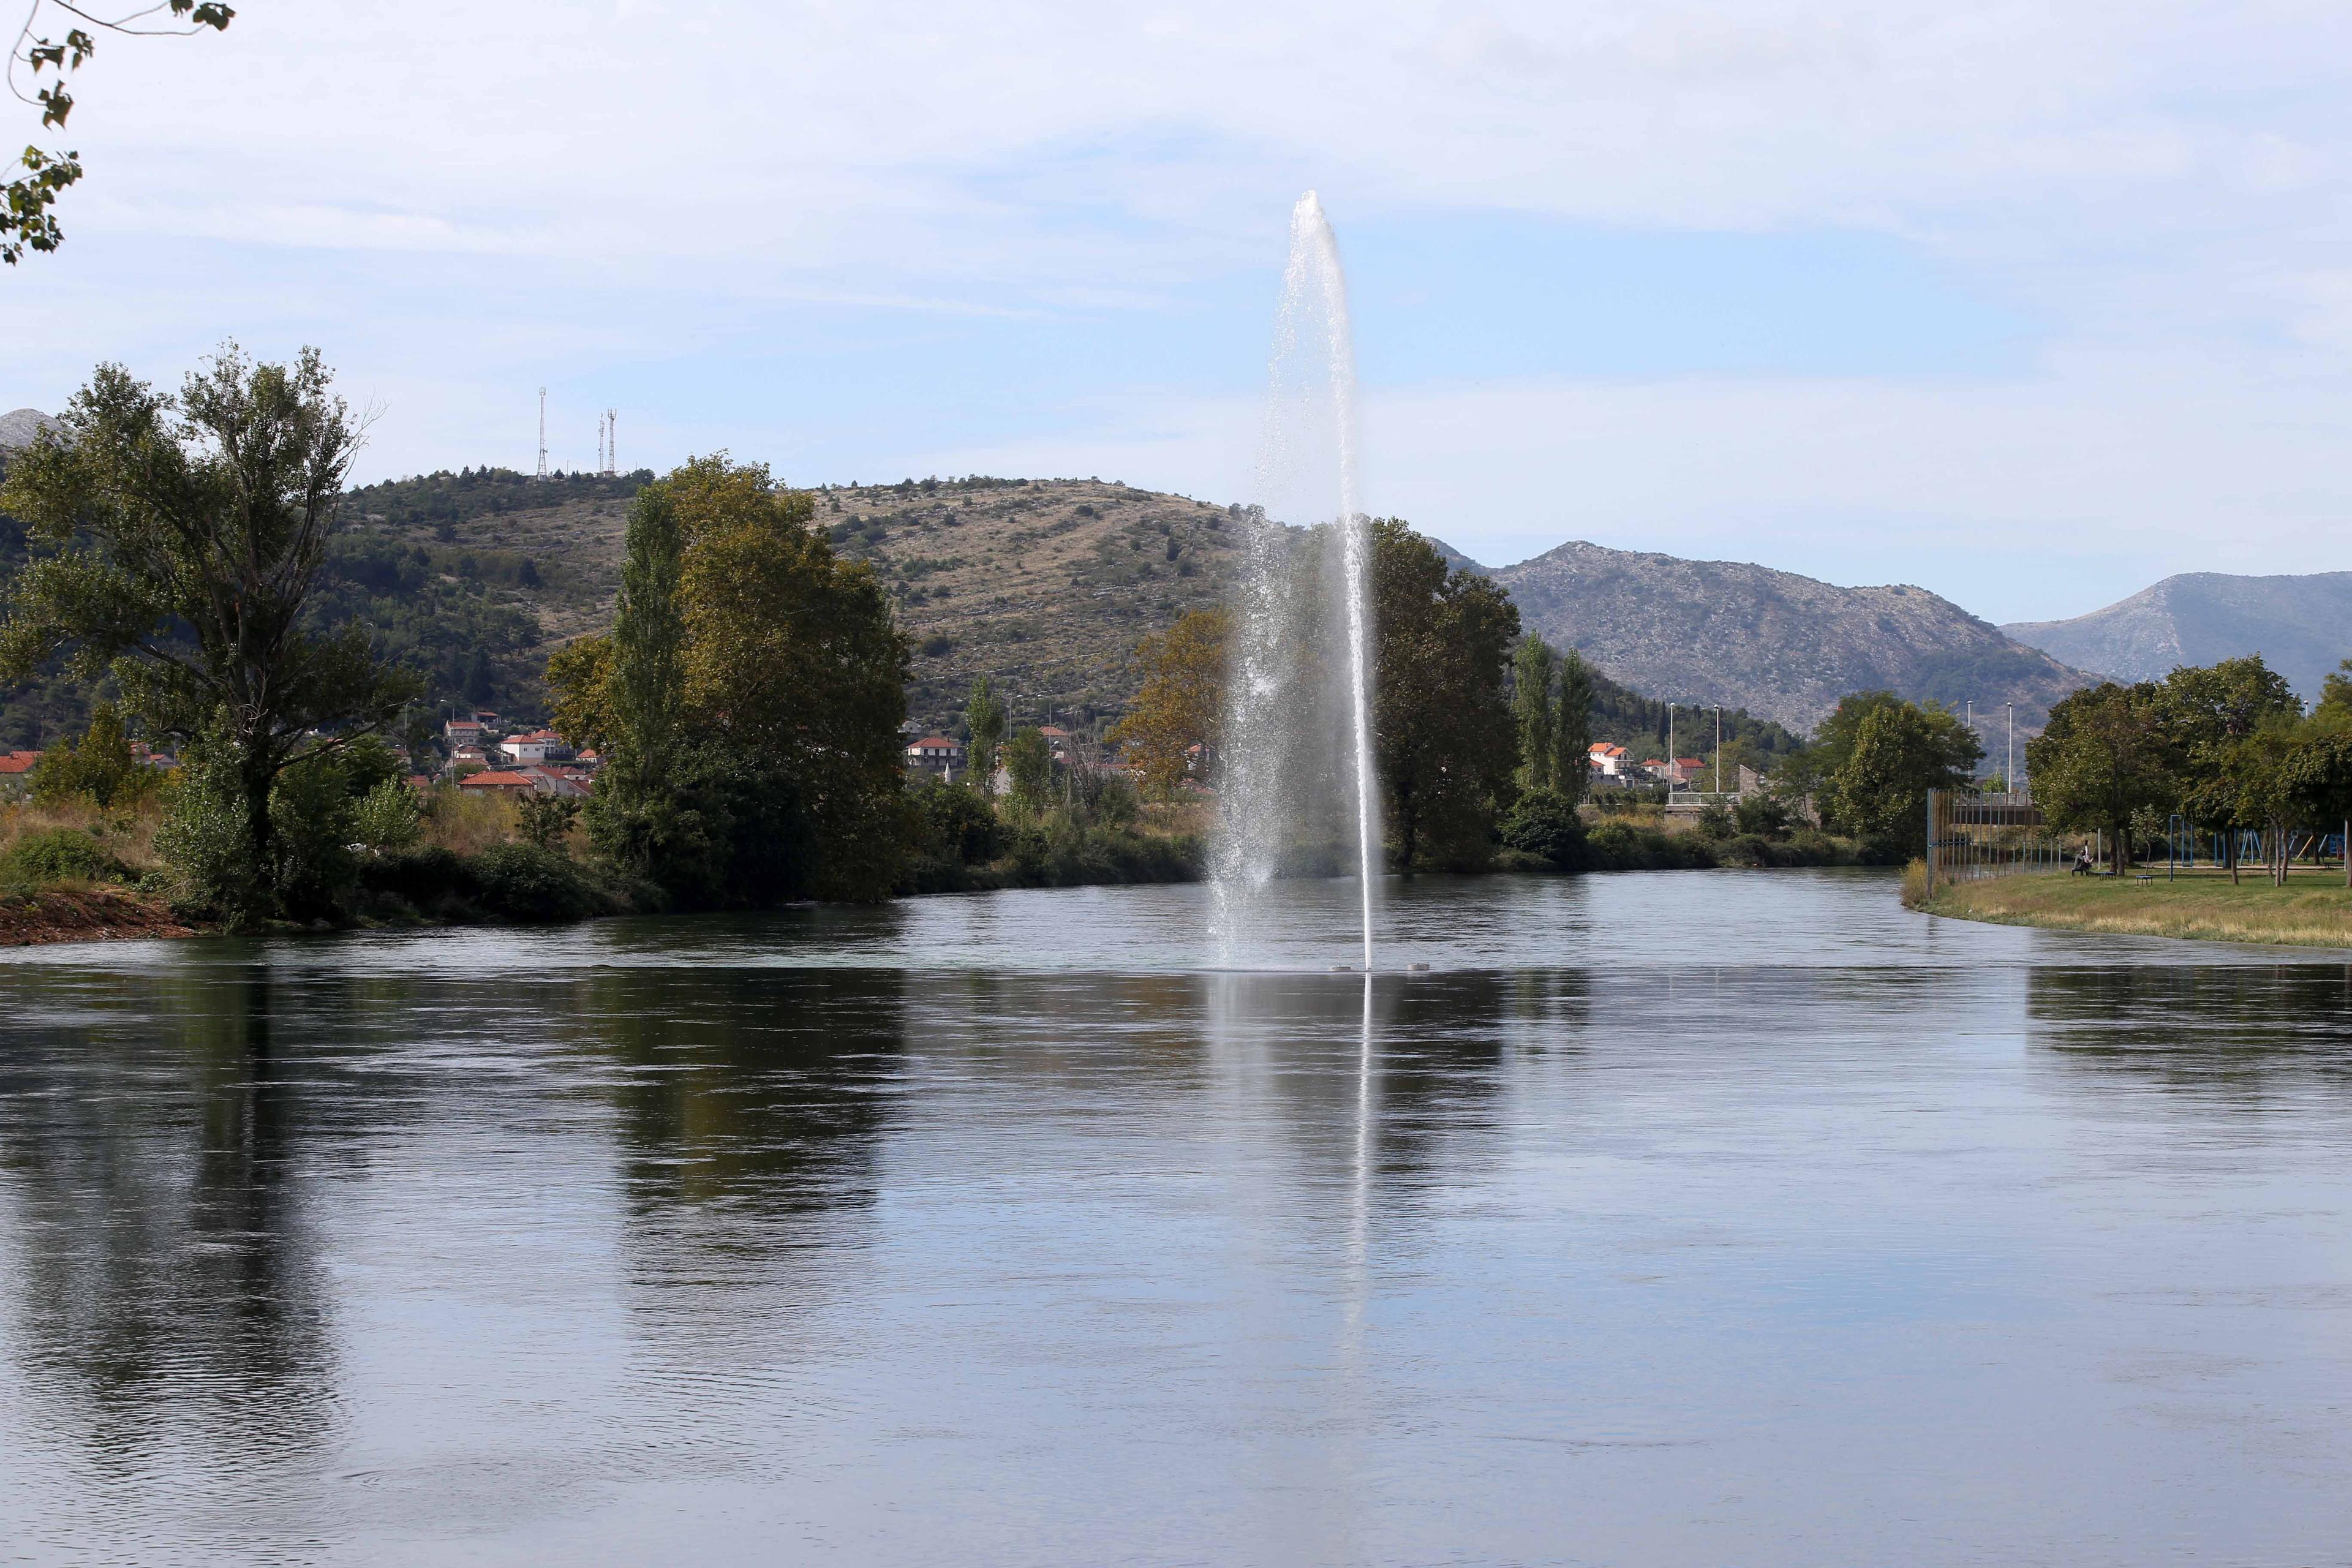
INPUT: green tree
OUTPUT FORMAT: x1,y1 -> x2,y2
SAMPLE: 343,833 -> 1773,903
1371,519 -> 1521,869
1512,634 -> 1555,791
29,699 -> 151,807
1816,693 -> 1981,858
1551,648 -> 1594,805
2159,656 -> 2302,881
351,777 -> 421,850
0,349 -> 415,924
2284,726 -> 2352,888
1500,787 -> 1583,869
2204,719 -> 2309,886
518,792 -> 581,852
1003,727 -> 1054,812
2029,682 -> 2178,876
565,458 -> 908,906
4,1 -> 233,263
963,676 -> 1006,789
2319,658 -> 2352,722
577,485 -> 688,888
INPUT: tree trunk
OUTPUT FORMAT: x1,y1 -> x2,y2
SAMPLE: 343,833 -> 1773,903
239,740 -> 279,930
2228,829 -> 2239,885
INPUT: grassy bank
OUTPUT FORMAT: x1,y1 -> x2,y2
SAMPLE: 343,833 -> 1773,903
1914,869 -> 2352,950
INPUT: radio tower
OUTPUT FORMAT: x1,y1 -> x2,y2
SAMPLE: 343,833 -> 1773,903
536,388 -> 549,480
602,409 -> 617,477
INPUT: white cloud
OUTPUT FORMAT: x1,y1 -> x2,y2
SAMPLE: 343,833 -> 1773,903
13,0 -> 2352,626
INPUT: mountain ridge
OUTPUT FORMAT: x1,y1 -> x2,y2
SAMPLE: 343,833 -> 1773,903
2003,571 -> 2352,700
1460,536 -> 2094,733
0,432 -> 2111,741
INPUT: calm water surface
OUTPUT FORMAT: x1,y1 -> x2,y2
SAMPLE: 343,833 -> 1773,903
4,869 -> 2352,1565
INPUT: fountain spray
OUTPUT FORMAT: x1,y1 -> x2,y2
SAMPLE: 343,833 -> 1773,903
1210,192 -> 1379,971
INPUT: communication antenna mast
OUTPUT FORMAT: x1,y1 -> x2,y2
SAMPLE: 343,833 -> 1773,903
536,388 -> 549,480
603,409 -> 617,477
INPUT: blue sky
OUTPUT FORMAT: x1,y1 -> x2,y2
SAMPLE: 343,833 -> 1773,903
10,1 -> 2352,623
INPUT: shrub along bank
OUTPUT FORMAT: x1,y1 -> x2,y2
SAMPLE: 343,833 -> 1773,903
899,775 -> 1204,894
1496,789 -> 1868,874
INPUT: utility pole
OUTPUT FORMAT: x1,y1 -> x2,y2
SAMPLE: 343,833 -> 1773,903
603,409 -> 618,477
1667,703 -> 1675,794
2005,704 -> 2014,797
536,388 -> 549,480
1715,706 -> 1722,794
1966,699 -> 1973,778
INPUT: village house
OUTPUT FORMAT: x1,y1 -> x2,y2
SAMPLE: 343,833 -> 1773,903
1039,725 -> 1074,760
514,764 -> 591,797
444,717 -> 489,750
1588,742 -> 1628,778
447,745 -> 491,776
0,750 -> 39,797
906,735 -> 963,775
457,769 -> 539,799
499,729 -> 575,765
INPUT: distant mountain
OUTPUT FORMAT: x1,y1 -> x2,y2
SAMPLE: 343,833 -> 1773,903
0,445 -> 2109,745
2003,572 -> 2352,701
0,409 -> 58,451
1477,539 -> 2095,734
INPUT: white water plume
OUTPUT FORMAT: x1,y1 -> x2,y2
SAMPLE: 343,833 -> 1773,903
1211,192 -> 1380,971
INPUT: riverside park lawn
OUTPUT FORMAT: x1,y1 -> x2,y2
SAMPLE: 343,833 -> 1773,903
1921,869 -> 2352,950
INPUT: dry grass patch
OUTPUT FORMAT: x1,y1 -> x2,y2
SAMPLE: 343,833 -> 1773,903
0,798 -> 165,876
421,788 -> 521,856
1923,870 -> 2352,950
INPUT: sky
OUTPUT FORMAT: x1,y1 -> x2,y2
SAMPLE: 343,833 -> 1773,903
9,0 -> 2352,623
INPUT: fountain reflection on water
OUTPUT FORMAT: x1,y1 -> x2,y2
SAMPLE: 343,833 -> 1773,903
1212,192 -> 1380,972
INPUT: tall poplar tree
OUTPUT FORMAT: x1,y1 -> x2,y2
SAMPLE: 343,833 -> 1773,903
1512,634 -> 1556,791
1553,648 -> 1595,805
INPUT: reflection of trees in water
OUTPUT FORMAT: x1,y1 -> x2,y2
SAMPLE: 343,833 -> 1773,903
580,967 -> 904,1219
2029,965 -> 2352,1112
0,966 -> 341,1490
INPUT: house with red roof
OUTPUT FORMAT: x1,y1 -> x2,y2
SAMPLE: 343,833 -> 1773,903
0,750 -> 39,796
457,769 -> 538,797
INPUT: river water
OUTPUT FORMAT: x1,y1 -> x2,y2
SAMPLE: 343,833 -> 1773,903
3,869 -> 2351,1565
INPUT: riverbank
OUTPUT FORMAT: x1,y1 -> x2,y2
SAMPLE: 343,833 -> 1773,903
0,886 -> 198,946
1913,869 -> 2352,950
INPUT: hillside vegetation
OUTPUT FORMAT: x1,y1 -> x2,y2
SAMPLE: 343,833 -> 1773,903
330,470 -> 1244,735
0,443 -> 2102,746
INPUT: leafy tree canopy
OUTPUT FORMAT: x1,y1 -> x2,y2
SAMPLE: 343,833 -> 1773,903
0,347 -> 414,922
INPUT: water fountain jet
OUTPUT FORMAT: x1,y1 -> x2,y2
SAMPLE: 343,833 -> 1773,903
1211,193 -> 1379,972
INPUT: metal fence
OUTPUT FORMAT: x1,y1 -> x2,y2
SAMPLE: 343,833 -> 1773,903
1924,788 -> 2064,894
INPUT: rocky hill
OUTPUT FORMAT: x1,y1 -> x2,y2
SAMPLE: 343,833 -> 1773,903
0,409 -> 57,451
334,471 -> 1250,734
2003,572 -> 2352,701
1478,540 -> 2095,734
0,436 -> 2109,742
